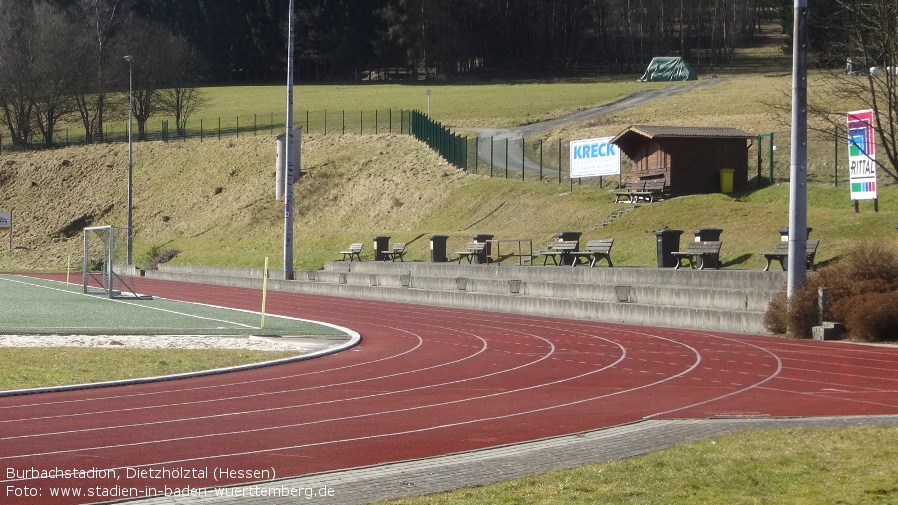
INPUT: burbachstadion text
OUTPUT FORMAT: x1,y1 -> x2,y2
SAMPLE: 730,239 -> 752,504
7,466 -> 275,481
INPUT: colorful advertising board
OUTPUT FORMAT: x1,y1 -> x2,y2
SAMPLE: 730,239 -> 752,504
847,109 -> 877,200
569,137 -> 620,178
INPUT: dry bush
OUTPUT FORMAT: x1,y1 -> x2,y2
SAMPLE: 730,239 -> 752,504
764,242 -> 898,340
835,291 -> 898,342
785,275 -> 826,339
763,292 -> 789,334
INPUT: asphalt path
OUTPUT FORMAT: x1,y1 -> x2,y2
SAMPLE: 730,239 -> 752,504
470,79 -> 722,176
2,277 -> 897,505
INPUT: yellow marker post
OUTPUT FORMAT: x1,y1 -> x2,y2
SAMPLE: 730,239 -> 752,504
260,257 -> 269,328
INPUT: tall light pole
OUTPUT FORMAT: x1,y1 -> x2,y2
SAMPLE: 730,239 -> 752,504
123,55 -> 134,266
787,1 -> 808,298
283,0 -> 296,280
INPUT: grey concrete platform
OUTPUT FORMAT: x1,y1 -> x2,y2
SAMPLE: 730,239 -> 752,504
145,262 -> 788,334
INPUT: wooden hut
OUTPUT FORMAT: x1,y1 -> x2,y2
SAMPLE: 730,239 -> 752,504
610,125 -> 754,194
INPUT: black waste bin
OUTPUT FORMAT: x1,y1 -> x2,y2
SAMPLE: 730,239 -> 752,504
471,234 -> 494,264
430,235 -> 449,263
692,228 -> 723,242
778,226 -> 812,242
373,235 -> 391,261
655,229 -> 683,268
556,231 -> 583,265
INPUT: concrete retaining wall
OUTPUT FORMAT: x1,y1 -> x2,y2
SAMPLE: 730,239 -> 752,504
146,262 -> 787,335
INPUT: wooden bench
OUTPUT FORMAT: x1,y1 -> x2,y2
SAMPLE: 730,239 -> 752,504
455,242 -> 486,264
339,242 -> 364,261
382,242 -> 406,262
569,239 -> 614,267
762,240 -> 820,271
613,180 -> 668,203
671,241 -> 722,270
537,240 -> 579,265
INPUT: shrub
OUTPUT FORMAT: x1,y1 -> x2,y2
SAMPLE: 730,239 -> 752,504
763,292 -> 788,334
137,245 -> 181,271
835,291 -> 898,341
764,242 -> 898,341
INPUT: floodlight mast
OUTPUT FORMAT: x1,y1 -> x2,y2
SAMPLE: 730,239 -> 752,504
787,0 -> 809,298
124,55 -> 134,266
283,0 -> 296,280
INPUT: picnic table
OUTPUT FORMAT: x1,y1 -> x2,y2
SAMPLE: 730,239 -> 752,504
614,180 -> 668,203
486,239 -> 533,265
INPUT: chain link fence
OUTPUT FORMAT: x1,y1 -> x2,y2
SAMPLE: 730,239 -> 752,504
1,111 -> 875,190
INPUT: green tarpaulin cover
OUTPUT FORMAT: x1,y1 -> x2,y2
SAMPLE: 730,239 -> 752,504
637,57 -> 698,82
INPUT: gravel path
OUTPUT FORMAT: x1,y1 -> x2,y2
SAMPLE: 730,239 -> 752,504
0,334 -> 310,351
470,78 -> 723,174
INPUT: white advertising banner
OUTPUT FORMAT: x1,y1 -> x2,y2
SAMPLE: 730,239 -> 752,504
569,137 -> 620,178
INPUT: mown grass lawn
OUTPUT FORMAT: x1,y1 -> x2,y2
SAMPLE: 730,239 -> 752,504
378,426 -> 898,505
0,347 -> 298,391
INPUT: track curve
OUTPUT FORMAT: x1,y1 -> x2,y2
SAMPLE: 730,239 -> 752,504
2,277 -> 897,504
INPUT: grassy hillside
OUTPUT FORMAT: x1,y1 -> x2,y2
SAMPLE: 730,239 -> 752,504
1,129 -> 895,273
1,32 -> 896,274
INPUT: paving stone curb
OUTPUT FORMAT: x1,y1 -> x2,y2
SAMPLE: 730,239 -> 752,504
118,415 -> 898,505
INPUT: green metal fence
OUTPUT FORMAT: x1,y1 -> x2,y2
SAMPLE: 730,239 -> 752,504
408,110 -> 468,170
0,111 -> 862,190
1,109 -> 414,150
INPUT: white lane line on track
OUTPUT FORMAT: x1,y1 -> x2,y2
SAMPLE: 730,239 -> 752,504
1,331 -> 701,476
2,288 -> 788,477
1,323 -> 713,461
2,294 -> 595,418
3,288 -> 568,410
0,327 -> 437,424
755,385 -> 898,410
642,333 -> 783,419
0,326 -> 566,441
0,317 -> 559,427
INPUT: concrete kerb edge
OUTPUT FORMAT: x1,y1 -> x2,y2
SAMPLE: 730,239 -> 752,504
0,330 -> 361,398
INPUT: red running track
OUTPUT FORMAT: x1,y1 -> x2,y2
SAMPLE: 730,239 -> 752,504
2,277 -> 898,504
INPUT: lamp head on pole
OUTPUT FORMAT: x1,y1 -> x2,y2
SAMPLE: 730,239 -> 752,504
123,55 -> 133,63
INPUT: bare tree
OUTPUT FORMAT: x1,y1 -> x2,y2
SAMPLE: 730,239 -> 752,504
71,0 -> 134,143
31,2 -> 83,146
802,0 -> 898,182
0,0 -> 38,147
156,34 -> 209,136
116,21 -> 208,140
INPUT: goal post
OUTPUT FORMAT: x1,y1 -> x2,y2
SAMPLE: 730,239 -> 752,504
82,225 -> 151,299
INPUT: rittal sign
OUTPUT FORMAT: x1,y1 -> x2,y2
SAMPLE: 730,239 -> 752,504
569,137 -> 620,178
847,110 -> 877,201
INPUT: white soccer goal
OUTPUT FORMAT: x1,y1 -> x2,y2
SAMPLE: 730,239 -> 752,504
82,225 -> 151,299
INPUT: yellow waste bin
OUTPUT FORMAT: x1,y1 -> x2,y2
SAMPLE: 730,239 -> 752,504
719,168 -> 735,193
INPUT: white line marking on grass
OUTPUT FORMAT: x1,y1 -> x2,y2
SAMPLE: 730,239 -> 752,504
3,275 -> 257,331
